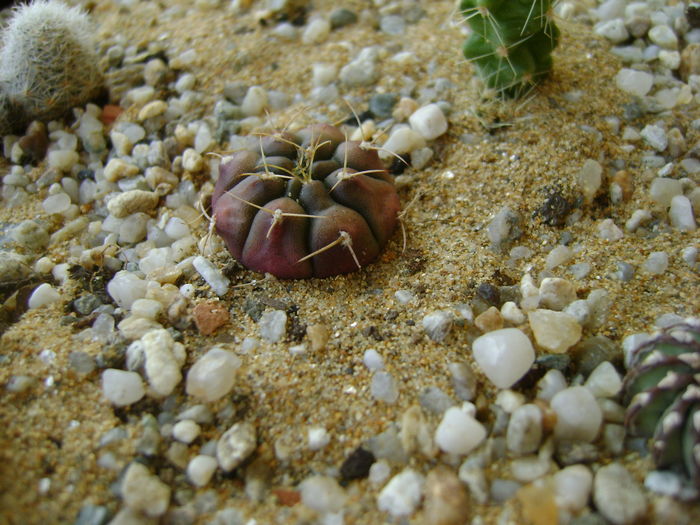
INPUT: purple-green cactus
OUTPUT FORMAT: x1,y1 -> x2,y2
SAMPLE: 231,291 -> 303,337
211,124 -> 400,279
623,320 -> 700,490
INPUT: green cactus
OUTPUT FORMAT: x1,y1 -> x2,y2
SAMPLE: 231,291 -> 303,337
0,0 -> 104,133
623,321 -> 700,489
460,0 -> 560,98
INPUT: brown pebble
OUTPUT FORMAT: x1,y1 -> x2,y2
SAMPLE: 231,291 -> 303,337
680,43 -> 700,81
423,465 -> 470,525
516,480 -> 558,525
306,323 -> 330,352
474,306 -> 503,333
534,399 -> 558,434
100,104 -> 123,126
272,488 -> 300,506
17,121 -> 48,162
193,301 -> 229,335
611,170 -> 634,202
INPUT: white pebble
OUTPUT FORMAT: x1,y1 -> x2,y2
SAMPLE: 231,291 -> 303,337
669,195 -> 697,231
506,404 -> 543,455
121,462 -> 170,517
42,193 -> 72,214
472,328 -> 535,388
595,18 -> 629,43
131,298 -> 162,320
47,150 -> 79,172
217,422 -> 257,472
308,427 -> 330,451
501,301 -> 525,325
187,455 -> 218,487
554,465 -> 593,513
529,309 -> 582,354
409,104 -> 448,140
615,68 -> 653,97
597,218 -> 624,240
650,177 -> 683,208
369,460 -> 391,485
371,371 -> 399,403
434,406 -> 487,455
363,349 -> 384,371
186,347 -> 241,402
193,255 -> 230,296
104,158 -> 139,182
380,127 -> 426,160
241,86 -> 268,117
259,310 -> 287,342
545,245 -> 573,270
576,159 -> 602,203
649,25 -> 678,49
641,124 -> 668,152
102,369 -> 145,406
173,419 -> 201,444
643,251 -> 669,275
551,386 -> 602,442
537,369 -> 567,401
584,361 -> 622,398
625,209 -> 652,231
594,464 -> 646,525
28,283 -> 61,309
422,310 -> 453,342
312,63 -> 337,86
182,148 -> 203,172
302,18 -> 331,45
377,469 -> 425,519
142,329 -> 183,397
394,289 -> 415,304
299,475 -> 346,514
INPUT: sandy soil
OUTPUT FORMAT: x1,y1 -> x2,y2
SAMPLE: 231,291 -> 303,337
0,1 -> 698,524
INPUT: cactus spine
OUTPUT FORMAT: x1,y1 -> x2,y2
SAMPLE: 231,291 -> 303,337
0,0 -> 104,134
460,0 -> 560,97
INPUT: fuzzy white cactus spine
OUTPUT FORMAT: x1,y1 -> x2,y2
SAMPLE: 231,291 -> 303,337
0,0 -> 103,133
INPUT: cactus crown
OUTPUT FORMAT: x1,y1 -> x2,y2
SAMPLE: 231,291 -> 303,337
460,0 -> 560,98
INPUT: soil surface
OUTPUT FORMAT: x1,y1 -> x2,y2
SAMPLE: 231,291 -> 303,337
0,1 -> 698,524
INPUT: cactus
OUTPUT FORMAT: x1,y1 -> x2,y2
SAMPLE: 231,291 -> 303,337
623,320 -> 700,489
211,124 -> 400,279
460,0 -> 560,97
0,0 -> 104,133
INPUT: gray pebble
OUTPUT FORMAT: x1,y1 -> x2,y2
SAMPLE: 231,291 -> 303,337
73,293 -> 102,315
68,351 -> 96,375
369,93 -> 398,119
490,479 -> 521,503
223,82 -> 248,105
380,15 -> 406,35
330,8 -> 358,29
610,261 -> 635,281
74,504 -> 110,525
418,386 -> 455,415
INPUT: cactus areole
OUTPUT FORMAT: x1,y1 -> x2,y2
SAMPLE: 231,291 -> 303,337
211,124 -> 401,279
460,0 -> 560,97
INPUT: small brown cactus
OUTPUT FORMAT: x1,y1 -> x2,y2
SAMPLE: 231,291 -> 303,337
211,124 -> 400,279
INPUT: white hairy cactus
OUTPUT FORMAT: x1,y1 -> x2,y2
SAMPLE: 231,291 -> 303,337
0,0 -> 103,133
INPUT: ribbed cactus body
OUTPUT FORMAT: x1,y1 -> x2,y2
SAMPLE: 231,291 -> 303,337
0,0 -> 103,132
460,0 -> 559,97
623,321 -> 700,489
